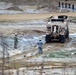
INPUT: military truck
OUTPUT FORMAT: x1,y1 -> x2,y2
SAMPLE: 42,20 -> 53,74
45,15 -> 69,43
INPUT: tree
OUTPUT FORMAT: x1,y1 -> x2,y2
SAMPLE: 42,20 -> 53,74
0,34 -> 10,75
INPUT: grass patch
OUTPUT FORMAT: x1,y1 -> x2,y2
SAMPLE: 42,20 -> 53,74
48,51 -> 69,58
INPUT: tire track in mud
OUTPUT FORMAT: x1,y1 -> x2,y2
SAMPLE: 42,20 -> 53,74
10,43 -> 65,63
6,41 -> 76,69
9,42 -> 76,68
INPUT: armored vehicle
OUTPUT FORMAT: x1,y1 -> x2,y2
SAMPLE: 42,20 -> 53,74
45,15 -> 69,43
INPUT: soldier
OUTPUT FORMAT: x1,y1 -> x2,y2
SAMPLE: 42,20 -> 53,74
37,40 -> 43,54
14,33 -> 18,49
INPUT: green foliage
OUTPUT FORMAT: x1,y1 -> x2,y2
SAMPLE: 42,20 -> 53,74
48,53 -> 55,57
48,51 -> 69,58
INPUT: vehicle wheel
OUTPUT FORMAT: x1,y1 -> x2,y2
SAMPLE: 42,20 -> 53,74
59,35 -> 65,43
66,29 -> 69,39
45,34 -> 51,43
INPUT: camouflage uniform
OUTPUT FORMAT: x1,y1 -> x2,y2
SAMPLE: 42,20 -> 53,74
14,34 -> 18,49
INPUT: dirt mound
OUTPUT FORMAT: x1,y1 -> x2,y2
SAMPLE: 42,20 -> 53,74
14,30 -> 45,35
0,0 -> 59,12
6,6 -> 23,11
70,16 -> 76,23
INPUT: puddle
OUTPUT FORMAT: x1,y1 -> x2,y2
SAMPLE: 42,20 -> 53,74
0,33 -> 76,58
0,34 -> 45,57
0,10 -> 23,14
69,33 -> 76,38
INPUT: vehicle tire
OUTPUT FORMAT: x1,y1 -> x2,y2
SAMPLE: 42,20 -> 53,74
59,35 -> 65,43
45,34 -> 50,43
65,29 -> 69,39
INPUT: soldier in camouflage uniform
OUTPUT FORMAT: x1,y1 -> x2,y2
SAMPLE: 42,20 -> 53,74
14,33 -> 18,49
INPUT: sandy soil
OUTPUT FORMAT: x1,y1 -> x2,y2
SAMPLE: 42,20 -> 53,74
0,12 -> 76,21
0,22 -> 75,36
0,12 -> 75,35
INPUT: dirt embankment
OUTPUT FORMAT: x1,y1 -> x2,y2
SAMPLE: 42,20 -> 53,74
0,0 -> 59,12
0,0 -> 76,13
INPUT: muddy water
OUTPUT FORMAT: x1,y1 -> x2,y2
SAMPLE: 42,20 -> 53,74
0,32 -> 76,58
0,33 -> 45,57
0,33 -> 76,75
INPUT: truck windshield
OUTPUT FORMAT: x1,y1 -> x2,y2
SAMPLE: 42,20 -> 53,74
51,19 -> 64,22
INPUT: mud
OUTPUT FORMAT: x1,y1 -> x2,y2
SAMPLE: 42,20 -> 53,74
0,1 -> 76,75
